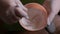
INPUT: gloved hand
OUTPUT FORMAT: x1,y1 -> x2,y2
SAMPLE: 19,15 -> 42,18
0,0 -> 29,24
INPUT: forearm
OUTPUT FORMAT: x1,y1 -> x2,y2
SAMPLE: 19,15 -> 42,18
47,0 -> 60,25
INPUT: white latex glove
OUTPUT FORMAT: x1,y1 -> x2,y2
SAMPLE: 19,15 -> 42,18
47,0 -> 60,25
0,0 -> 29,24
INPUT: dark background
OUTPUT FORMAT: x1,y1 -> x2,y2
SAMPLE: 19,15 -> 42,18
21,0 -> 44,5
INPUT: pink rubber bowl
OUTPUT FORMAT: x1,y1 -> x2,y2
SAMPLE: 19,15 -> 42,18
19,3 -> 47,31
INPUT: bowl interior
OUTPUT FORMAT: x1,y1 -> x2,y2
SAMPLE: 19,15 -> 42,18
19,3 -> 47,31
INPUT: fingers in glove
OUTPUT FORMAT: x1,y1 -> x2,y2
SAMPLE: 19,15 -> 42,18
15,7 -> 29,19
15,0 -> 28,11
